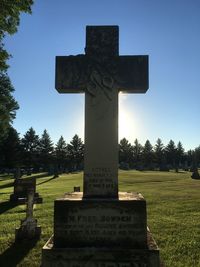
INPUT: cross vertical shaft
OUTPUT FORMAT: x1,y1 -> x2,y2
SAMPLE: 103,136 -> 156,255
83,26 -> 119,198
84,88 -> 119,198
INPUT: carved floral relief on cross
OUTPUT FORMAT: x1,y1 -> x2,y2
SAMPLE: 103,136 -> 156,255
56,26 -> 142,103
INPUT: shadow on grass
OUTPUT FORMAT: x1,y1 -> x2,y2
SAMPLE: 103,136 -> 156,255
32,172 -> 49,179
0,174 -> 14,180
37,176 -> 57,186
0,201 -> 17,215
0,239 -> 38,267
0,173 -> 51,190
0,181 -> 13,190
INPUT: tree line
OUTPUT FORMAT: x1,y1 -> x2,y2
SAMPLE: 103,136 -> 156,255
119,138 -> 200,171
0,127 -> 84,174
0,126 -> 200,174
1,4 -> 199,175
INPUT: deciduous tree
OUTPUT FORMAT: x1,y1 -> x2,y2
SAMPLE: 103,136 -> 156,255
0,73 -> 19,139
0,0 -> 34,70
0,0 -> 34,138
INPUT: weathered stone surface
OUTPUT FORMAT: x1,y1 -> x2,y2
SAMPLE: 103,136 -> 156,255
15,218 -> 41,240
56,56 -> 148,93
85,26 -> 119,57
42,229 -> 160,267
54,192 -> 147,249
83,90 -> 118,198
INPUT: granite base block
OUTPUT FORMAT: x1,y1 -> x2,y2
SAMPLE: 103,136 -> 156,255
54,192 -> 147,249
42,230 -> 160,267
15,223 -> 41,241
42,192 -> 160,266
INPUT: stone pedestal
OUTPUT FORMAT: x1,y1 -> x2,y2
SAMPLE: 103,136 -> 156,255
42,237 -> 159,267
42,192 -> 160,266
15,217 -> 41,241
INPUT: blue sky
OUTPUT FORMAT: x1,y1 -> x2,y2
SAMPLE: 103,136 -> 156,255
4,0 -> 200,151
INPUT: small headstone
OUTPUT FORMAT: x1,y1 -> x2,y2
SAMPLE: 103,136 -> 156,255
26,168 -> 32,176
191,168 -> 200,179
10,177 -> 43,204
73,186 -> 80,192
190,164 -> 197,172
14,167 -> 21,180
15,187 -> 41,240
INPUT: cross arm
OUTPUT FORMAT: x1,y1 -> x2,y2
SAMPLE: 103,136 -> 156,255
55,55 -> 88,93
116,55 -> 149,93
56,55 -> 148,94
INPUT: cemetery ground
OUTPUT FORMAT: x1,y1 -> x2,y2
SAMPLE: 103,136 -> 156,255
0,171 -> 200,267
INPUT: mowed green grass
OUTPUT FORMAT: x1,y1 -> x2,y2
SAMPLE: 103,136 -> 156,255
0,170 -> 200,267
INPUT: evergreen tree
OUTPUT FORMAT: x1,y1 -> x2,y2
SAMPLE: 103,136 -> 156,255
186,149 -> 194,170
165,140 -> 177,170
119,138 -> 133,169
190,146 -> 200,171
142,140 -> 154,169
188,149 -> 198,172
21,127 -> 40,169
39,130 -> 54,171
154,138 -> 166,169
132,139 -> 143,169
194,146 -> 200,165
176,141 -> 185,169
55,136 -> 67,173
67,135 -> 84,171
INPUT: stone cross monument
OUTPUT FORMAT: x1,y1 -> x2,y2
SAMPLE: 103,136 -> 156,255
42,26 -> 160,267
56,25 -> 148,198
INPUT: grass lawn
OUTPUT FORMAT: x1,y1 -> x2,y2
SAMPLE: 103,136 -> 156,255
0,170 -> 200,267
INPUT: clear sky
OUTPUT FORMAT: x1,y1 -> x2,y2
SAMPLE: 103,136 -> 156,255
4,0 -> 200,151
